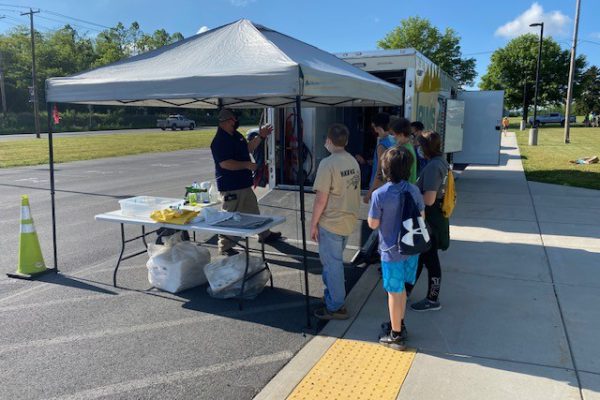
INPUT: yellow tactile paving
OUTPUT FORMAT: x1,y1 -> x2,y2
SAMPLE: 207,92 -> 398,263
287,339 -> 416,400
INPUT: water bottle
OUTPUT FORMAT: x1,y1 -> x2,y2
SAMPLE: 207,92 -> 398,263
200,181 -> 211,203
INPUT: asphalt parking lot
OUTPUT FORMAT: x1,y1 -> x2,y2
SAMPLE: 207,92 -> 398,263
0,149 -> 365,399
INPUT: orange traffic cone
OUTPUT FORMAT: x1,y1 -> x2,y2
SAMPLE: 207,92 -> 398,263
7,195 -> 51,280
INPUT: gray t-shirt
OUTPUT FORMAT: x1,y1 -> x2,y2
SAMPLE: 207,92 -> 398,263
417,156 -> 448,200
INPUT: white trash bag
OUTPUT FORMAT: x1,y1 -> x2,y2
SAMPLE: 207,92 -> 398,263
203,253 -> 271,299
146,235 -> 211,293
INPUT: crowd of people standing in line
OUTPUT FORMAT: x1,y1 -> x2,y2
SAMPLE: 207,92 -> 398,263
310,113 -> 451,351
209,108 -> 451,351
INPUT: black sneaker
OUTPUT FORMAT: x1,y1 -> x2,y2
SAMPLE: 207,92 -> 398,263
410,298 -> 442,312
379,332 -> 406,351
379,321 -> 407,340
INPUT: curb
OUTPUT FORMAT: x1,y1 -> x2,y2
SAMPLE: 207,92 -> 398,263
254,264 -> 381,400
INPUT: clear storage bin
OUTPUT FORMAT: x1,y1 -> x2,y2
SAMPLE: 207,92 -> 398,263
119,196 -> 184,217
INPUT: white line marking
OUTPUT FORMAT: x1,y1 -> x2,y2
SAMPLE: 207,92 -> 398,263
47,350 -> 293,400
0,301 -> 304,355
0,290 -> 138,313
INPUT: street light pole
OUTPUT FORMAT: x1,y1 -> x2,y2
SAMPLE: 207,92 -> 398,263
529,22 -> 544,146
564,0 -> 582,144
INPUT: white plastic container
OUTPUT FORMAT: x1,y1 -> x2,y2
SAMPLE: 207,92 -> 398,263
119,196 -> 184,217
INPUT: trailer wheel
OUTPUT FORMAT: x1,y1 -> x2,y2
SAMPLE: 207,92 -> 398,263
160,127 -> 166,131
171,124 -> 177,131
189,123 -> 195,130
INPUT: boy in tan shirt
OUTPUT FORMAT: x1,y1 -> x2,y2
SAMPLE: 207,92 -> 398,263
310,124 -> 361,320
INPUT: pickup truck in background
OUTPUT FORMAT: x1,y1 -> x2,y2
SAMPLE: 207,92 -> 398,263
157,114 -> 196,130
528,113 -> 576,127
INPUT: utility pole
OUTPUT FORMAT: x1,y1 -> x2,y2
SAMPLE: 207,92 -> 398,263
21,8 -> 41,138
0,16 -> 7,118
564,0 -> 582,144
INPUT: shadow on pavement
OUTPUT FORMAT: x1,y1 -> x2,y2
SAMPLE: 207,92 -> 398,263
36,272 -> 119,295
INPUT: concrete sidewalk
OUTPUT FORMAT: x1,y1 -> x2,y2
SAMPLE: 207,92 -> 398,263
255,132 -> 600,400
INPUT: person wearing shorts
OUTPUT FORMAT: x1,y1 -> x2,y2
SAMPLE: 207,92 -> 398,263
368,146 -> 424,350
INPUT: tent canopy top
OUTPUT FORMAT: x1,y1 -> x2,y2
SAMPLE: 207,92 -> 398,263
46,19 -> 403,108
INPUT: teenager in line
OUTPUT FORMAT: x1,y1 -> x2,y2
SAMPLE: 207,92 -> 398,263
368,146 -> 424,350
405,131 -> 451,311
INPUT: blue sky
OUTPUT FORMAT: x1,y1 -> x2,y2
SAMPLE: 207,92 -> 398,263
1,0 -> 599,88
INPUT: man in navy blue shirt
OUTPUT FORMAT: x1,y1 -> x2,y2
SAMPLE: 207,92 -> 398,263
210,109 -> 281,255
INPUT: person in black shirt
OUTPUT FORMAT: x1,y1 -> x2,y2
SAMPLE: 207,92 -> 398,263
210,109 -> 281,255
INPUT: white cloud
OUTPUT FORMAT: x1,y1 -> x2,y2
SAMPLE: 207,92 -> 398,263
495,2 -> 570,38
591,32 -> 600,40
230,0 -> 255,6
197,26 -> 209,34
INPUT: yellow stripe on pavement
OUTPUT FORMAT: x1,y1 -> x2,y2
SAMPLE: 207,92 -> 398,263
287,339 -> 416,400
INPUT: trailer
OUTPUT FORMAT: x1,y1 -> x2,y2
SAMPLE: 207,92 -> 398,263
259,48 -> 504,264
264,48 -> 499,192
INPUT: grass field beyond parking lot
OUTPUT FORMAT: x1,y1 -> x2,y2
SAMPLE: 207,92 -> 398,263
0,128 -> 233,168
514,125 -> 600,190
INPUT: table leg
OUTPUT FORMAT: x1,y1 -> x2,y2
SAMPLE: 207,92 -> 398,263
112,225 -> 158,288
238,237 -> 250,310
113,223 -> 126,287
141,226 -> 148,249
262,241 -> 273,289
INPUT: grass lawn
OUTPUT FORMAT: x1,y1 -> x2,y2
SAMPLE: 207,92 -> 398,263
514,125 -> 600,190
0,127 -> 254,168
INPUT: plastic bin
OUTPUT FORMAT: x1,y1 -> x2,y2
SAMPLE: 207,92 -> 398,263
119,196 -> 184,217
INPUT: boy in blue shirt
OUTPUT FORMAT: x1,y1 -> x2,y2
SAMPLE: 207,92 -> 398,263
368,146 -> 424,350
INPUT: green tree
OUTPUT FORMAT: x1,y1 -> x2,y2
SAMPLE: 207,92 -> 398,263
575,66 -> 600,115
0,26 -> 41,112
0,21 -> 183,115
377,16 -> 476,86
94,22 -> 129,66
480,34 -> 586,119
136,29 -> 184,53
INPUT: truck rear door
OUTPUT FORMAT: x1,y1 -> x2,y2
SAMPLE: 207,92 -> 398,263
453,90 -> 504,165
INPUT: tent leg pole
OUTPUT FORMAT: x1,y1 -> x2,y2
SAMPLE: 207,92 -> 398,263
47,102 -> 58,272
296,95 -> 311,329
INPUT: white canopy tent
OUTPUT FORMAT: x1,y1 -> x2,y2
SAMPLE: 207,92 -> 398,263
44,19 -> 403,326
46,19 -> 402,108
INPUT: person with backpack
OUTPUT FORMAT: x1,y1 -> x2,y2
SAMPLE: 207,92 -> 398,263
368,146 -> 425,350
406,131 -> 451,312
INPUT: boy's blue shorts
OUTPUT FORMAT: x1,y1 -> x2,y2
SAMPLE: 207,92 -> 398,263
381,256 -> 419,293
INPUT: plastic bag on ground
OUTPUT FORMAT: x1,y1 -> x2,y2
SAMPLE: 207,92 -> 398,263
146,235 -> 211,293
204,253 -> 270,299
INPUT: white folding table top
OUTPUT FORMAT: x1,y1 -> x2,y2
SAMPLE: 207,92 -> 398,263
95,210 -> 285,238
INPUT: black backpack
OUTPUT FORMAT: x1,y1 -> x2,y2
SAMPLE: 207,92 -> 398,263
398,192 -> 431,255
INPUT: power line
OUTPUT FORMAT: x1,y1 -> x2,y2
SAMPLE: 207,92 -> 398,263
463,50 -> 495,56
37,14 -> 103,33
0,3 -> 31,9
43,10 -> 111,30
0,3 -> 111,32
